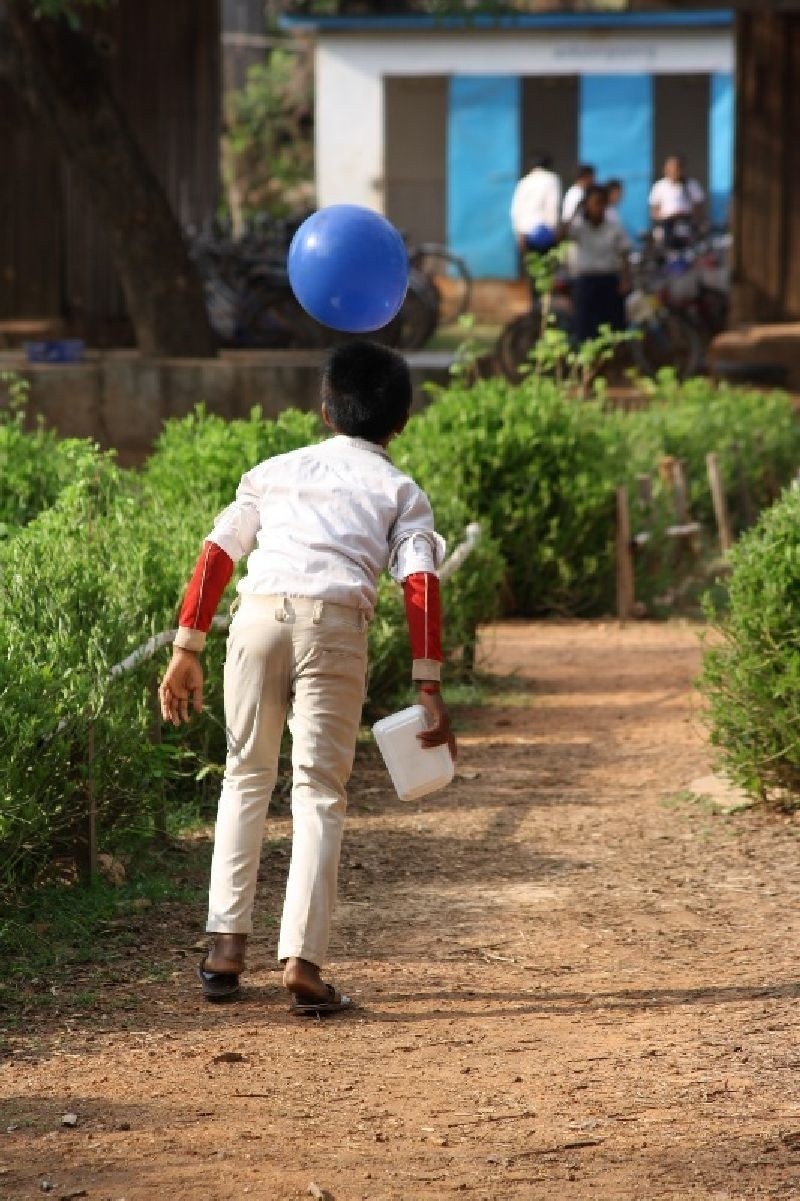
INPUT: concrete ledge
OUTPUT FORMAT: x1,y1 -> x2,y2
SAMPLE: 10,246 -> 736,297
0,347 -> 453,464
710,324 -> 800,390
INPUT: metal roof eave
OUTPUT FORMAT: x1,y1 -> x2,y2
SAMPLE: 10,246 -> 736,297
278,9 -> 734,35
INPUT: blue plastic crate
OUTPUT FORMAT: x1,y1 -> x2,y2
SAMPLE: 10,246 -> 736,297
24,339 -> 85,364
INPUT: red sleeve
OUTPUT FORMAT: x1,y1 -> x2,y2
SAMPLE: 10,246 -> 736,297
178,541 -> 235,632
402,571 -> 443,665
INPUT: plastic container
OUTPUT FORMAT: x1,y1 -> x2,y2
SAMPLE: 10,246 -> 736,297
372,704 -> 455,802
24,339 -> 85,364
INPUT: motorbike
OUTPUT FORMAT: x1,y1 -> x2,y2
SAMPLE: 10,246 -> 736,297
497,228 -> 730,383
188,219 -> 443,352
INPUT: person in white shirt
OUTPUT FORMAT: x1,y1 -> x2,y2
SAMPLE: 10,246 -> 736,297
564,184 -> 631,343
649,155 -> 705,246
510,153 -> 562,254
159,342 -> 455,1014
561,163 -> 596,225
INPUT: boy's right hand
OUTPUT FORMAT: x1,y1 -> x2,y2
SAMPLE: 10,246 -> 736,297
417,688 -> 457,761
159,648 -> 204,726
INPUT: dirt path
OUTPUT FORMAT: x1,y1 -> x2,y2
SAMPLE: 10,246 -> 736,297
3,622 -> 800,1201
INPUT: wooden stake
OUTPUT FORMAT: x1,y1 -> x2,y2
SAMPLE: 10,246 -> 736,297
671,459 -> 690,525
658,455 -> 676,490
636,473 -> 654,511
615,485 -> 636,621
731,441 -> 756,529
706,452 -> 733,554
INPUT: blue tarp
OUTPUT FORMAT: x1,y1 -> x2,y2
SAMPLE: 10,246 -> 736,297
447,76 -> 520,280
579,75 -> 654,239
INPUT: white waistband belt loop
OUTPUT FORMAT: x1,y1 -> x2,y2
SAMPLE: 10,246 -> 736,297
312,601 -> 323,625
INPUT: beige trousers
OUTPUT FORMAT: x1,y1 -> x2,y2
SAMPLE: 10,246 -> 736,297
206,594 -> 368,966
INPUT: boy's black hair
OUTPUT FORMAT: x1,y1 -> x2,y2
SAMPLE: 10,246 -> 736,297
530,152 -> 554,171
322,340 -> 412,443
606,177 -> 622,192
576,163 -> 596,181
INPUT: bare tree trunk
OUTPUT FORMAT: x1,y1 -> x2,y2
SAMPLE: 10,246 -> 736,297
3,0 -> 216,357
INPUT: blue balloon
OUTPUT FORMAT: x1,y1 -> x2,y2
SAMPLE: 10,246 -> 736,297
288,205 -> 409,333
526,223 -> 556,252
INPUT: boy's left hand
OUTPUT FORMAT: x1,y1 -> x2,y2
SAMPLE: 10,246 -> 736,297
417,688 -> 457,760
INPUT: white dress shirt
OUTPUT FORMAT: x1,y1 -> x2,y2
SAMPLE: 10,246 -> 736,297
206,435 -> 445,618
510,168 -> 562,238
562,183 -> 586,224
649,177 -> 704,220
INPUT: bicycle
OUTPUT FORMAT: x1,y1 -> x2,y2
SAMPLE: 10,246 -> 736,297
626,235 -> 723,378
189,220 -> 444,352
406,241 -> 472,328
625,289 -> 705,379
189,225 -> 328,350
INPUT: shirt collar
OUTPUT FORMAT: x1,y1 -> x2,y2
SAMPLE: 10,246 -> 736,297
333,435 -> 390,460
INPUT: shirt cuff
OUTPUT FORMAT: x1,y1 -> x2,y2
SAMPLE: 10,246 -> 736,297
389,531 -> 446,582
412,658 -> 442,683
174,626 -> 207,653
206,531 -> 244,563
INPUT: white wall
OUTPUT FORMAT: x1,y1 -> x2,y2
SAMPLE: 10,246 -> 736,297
315,30 -> 734,211
315,42 -> 384,210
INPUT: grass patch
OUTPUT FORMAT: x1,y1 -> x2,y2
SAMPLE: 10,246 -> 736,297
660,788 -> 754,819
0,837 -> 211,1031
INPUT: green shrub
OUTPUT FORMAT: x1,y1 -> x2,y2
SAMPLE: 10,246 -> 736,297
700,485 -> 800,807
394,374 -> 627,615
144,404 -> 323,516
394,373 -> 800,617
2,373 -> 799,893
619,376 -> 800,534
0,373 -> 102,539
0,457 -> 155,888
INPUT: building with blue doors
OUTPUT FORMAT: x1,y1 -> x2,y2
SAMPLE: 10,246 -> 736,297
281,8 -> 734,280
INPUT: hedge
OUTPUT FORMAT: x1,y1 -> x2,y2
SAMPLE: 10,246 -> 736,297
1,370 -> 799,891
395,373 -> 800,615
700,484 -> 800,807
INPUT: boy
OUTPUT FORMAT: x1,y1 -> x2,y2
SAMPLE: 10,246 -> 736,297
563,184 -> 631,344
158,342 -> 455,1015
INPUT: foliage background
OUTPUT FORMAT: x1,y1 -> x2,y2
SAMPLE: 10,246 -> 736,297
222,47 -> 314,229
700,485 -> 800,809
1,370 -> 799,895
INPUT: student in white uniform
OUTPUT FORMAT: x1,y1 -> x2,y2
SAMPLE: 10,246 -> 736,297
510,153 -> 562,254
649,155 -> 705,247
561,163 -> 596,224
